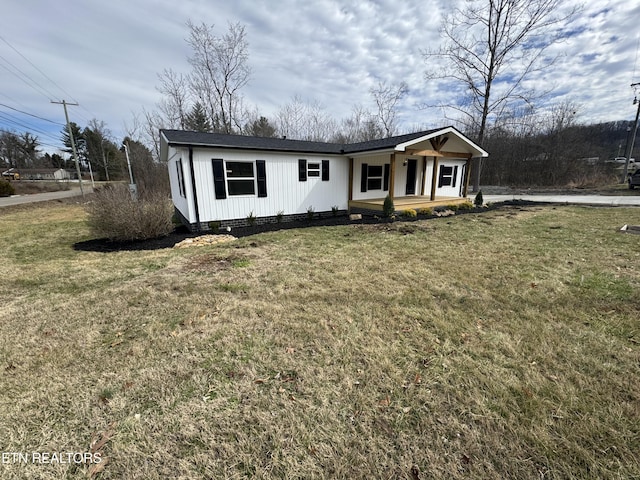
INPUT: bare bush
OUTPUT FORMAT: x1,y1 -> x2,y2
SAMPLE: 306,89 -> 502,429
86,184 -> 174,241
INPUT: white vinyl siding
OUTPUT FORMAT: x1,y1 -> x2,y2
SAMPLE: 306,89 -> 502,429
191,149 -> 348,222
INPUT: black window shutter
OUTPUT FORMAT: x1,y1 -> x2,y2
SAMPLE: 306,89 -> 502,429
298,159 -> 307,181
383,163 -> 390,191
176,161 -> 184,197
438,167 -> 443,188
212,159 -> 227,199
256,160 -> 267,197
321,160 -> 329,181
452,165 -> 459,188
361,163 -> 368,192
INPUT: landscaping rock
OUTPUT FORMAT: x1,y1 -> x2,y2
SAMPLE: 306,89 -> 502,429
174,234 -> 236,248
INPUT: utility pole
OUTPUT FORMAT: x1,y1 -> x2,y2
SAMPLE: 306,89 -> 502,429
122,141 -> 137,198
51,100 -> 84,198
622,83 -> 640,183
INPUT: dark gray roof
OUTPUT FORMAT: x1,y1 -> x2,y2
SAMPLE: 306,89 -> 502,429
161,127 -> 451,155
161,130 -> 344,154
343,128 -> 442,153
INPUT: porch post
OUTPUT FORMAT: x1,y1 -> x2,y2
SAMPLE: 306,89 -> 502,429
420,156 -> 427,196
462,156 -> 472,198
389,153 -> 396,199
430,156 -> 439,201
348,158 -> 354,201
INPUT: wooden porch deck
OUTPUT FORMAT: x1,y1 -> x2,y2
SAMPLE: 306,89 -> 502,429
349,196 -> 470,212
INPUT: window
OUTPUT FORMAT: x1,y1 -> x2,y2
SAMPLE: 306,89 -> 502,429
308,162 -> 320,177
438,165 -> 459,188
213,159 -> 267,199
299,159 -> 330,181
360,163 -> 390,192
367,165 -> 383,190
176,158 -> 186,197
226,161 -> 255,195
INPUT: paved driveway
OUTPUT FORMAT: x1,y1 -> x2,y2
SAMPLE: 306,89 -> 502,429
0,186 -> 92,208
479,194 -> 640,206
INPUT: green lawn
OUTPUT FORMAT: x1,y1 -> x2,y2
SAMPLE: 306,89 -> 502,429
0,201 -> 638,479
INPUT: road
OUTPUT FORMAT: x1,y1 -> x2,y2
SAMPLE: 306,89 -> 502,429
0,186 -> 92,208
1,187 -> 639,208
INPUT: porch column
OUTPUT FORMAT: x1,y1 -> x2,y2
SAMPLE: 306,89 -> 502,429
420,157 -> 427,196
462,156 -> 472,198
348,158 -> 354,201
389,153 -> 396,199
430,156 -> 439,201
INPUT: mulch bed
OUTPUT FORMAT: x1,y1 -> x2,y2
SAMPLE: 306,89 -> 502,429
73,200 -> 534,253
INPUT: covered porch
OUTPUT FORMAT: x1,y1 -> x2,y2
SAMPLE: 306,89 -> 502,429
348,195 -> 470,213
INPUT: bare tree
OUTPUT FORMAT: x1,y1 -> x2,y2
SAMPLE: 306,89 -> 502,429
186,21 -> 251,134
275,96 -> 337,141
370,81 -> 408,137
0,130 -> 39,168
335,104 -> 384,143
157,69 -> 190,130
424,0 -> 581,190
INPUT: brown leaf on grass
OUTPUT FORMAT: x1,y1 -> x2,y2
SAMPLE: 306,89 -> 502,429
254,378 -> 267,384
90,422 -> 116,454
410,464 -> 421,480
87,457 -> 108,478
378,395 -> 391,407
88,422 -> 116,478
414,373 -> 422,384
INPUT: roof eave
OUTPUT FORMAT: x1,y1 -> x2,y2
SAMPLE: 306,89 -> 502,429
395,126 -> 489,158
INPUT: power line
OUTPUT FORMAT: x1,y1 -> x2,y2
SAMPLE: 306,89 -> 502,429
0,55 -> 55,101
0,112 -> 62,142
0,128 -> 64,152
0,35 -> 80,105
0,103 -> 64,126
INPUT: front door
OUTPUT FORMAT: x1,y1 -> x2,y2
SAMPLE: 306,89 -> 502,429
405,159 -> 417,195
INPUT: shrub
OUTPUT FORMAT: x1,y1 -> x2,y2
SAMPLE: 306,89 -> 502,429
208,221 -> 220,231
86,184 -> 173,242
0,180 -> 15,197
401,208 -> 417,218
382,194 -> 395,218
458,200 -> 474,210
246,211 -> 256,226
331,205 -> 339,216
306,206 -> 315,221
474,190 -> 484,207
417,207 -> 433,216
275,210 -> 284,223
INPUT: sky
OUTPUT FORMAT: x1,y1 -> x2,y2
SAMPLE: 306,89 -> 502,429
1,0 -> 640,155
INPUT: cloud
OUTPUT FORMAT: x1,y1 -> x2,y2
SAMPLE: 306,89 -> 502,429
1,0 -> 639,154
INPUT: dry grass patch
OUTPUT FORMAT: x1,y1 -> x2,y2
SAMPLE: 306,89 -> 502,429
0,202 -> 638,479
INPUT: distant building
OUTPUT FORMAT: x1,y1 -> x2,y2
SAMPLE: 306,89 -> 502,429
1,168 -> 71,181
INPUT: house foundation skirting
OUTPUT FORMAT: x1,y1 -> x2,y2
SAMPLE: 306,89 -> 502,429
181,209 -> 349,232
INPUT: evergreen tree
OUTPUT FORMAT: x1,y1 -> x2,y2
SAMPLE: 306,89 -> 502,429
247,116 -> 276,137
184,103 -> 212,132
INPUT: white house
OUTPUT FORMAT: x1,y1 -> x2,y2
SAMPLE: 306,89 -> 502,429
160,127 -> 488,230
